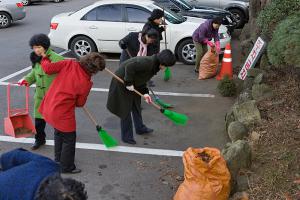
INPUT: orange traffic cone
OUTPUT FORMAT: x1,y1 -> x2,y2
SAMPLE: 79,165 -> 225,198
216,43 -> 233,80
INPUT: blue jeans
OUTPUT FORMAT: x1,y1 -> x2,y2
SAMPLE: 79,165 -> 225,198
120,100 -> 146,141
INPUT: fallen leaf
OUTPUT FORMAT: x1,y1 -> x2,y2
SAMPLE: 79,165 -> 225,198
294,179 -> 300,184
284,193 -> 292,200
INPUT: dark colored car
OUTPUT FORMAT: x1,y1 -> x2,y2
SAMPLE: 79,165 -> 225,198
21,0 -> 64,6
154,0 -> 237,32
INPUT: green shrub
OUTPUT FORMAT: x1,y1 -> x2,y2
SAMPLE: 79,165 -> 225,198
217,76 -> 237,97
267,12 -> 300,68
257,0 -> 300,39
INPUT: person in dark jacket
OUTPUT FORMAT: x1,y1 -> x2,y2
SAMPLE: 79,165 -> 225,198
142,9 -> 165,53
106,49 -> 176,145
0,148 -> 87,200
142,9 -> 166,87
192,17 -> 222,73
119,28 -> 159,64
39,52 -> 106,174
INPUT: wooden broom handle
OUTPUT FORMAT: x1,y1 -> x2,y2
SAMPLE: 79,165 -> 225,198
104,68 -> 161,110
82,106 -> 98,126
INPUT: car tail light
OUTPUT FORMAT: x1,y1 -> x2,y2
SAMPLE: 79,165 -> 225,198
16,3 -> 23,8
50,23 -> 59,30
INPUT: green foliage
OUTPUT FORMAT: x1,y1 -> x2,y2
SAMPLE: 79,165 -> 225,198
267,12 -> 300,68
257,0 -> 300,38
218,76 -> 237,97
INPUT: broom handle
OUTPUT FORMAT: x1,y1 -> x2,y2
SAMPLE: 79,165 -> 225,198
163,8 -> 167,49
82,106 -> 98,127
104,68 -> 161,110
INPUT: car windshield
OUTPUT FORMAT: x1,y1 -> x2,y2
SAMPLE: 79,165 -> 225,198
173,0 -> 193,10
148,3 -> 186,24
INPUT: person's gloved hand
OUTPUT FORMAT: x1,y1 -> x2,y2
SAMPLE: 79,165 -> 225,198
144,94 -> 152,104
215,41 -> 221,54
207,41 -> 215,47
17,79 -> 29,87
126,85 -> 135,91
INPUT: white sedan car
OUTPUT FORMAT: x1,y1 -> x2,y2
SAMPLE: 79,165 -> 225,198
49,0 -> 231,64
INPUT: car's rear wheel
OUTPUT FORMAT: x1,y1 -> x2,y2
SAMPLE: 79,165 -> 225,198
177,38 -> 196,65
229,8 -> 245,28
70,36 -> 97,58
0,12 -> 12,29
22,0 -> 31,6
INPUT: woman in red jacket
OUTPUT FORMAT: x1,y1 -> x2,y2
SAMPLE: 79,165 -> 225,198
39,52 -> 105,174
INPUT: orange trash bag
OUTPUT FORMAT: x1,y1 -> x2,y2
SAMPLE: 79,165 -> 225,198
199,47 -> 219,80
174,147 -> 231,200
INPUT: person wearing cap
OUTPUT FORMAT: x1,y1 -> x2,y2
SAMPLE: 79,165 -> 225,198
142,9 -> 165,87
106,49 -> 176,145
192,17 -> 222,73
119,28 -> 159,64
18,34 -> 64,151
142,9 -> 165,53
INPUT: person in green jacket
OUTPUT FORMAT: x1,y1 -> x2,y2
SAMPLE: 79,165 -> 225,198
18,34 -> 64,150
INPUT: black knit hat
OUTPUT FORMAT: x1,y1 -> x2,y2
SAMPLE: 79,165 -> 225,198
29,33 -> 50,50
148,9 -> 164,21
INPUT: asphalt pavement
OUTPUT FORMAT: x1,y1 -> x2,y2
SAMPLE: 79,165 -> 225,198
0,1 -> 236,199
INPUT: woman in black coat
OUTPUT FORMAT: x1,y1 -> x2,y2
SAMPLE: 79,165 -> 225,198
119,28 -> 159,64
142,9 -> 165,54
106,50 -> 176,145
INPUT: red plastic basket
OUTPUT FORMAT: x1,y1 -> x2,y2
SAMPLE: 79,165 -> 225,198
4,83 -> 36,138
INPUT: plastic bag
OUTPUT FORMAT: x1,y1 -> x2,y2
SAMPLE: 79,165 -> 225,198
199,48 -> 219,80
174,147 -> 231,200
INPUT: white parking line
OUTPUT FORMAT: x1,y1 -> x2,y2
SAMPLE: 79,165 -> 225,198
0,82 -> 215,98
0,136 -> 183,157
0,66 -> 32,82
0,51 -> 70,82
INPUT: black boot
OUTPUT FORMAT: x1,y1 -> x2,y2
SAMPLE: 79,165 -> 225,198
137,127 -> 154,135
31,140 -> 46,150
122,139 -> 137,145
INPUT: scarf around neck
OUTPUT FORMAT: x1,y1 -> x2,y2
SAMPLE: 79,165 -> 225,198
137,33 -> 148,57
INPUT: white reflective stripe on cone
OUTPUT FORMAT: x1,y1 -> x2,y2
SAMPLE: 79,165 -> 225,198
223,58 -> 232,62
224,50 -> 231,54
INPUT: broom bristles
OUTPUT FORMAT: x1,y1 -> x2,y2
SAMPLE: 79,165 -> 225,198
162,109 -> 188,126
164,67 -> 171,81
98,129 -> 118,148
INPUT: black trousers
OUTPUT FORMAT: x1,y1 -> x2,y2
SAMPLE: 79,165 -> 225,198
120,100 -> 147,141
54,129 -> 76,172
35,118 -> 46,142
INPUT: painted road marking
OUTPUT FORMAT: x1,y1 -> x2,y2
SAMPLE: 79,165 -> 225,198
0,66 -> 32,82
0,82 -> 215,98
0,136 -> 183,157
0,50 -> 70,82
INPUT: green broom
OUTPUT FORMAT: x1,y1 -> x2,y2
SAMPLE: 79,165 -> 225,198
149,87 -> 173,109
83,107 -> 118,148
164,67 -> 171,81
125,49 -> 174,109
163,8 -> 172,82
105,68 -> 188,126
